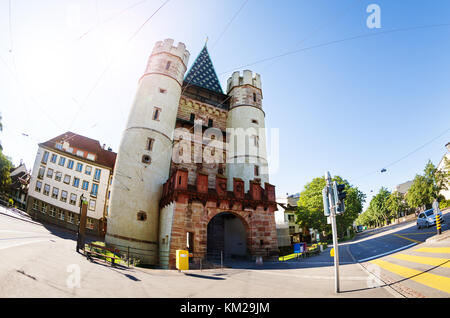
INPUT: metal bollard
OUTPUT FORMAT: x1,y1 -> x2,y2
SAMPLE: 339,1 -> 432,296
436,214 -> 442,235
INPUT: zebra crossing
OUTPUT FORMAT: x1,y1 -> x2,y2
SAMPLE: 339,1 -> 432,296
368,246 -> 450,296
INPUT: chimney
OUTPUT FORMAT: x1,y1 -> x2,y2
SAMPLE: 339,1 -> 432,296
103,144 -> 106,150
107,147 -> 112,151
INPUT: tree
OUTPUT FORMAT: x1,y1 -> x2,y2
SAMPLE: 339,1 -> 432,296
0,151 -> 13,193
386,191 -> 408,222
366,187 -> 392,226
406,160 -> 448,210
295,175 -> 366,240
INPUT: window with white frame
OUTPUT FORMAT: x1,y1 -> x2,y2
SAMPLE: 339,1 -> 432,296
63,174 -> 71,184
38,166 -> 45,179
87,153 -> 95,161
43,184 -> 50,196
93,168 -> 101,181
91,183 -> 98,197
59,157 -> 66,166
41,151 -> 49,164
55,172 -> 62,182
67,212 -> 74,223
61,190 -> 68,202
67,159 -> 74,169
47,168 -> 53,178
50,154 -> 57,163
41,203 -> 47,214
70,193 -> 77,205
85,165 -> 92,175
35,181 -> 42,192
76,163 -> 83,172
82,180 -> 89,190
32,200 -> 38,211
49,206 -> 55,217
76,150 -> 84,157
89,199 -> 96,211
73,177 -> 80,188
52,187 -> 59,199
86,218 -> 94,229
58,209 -> 65,221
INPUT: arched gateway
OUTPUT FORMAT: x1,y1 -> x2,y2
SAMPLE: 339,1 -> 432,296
207,212 -> 249,261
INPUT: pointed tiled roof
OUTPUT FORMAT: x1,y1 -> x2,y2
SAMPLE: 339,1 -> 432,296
184,45 -> 223,94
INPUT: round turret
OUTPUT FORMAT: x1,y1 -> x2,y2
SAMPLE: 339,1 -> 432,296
106,39 -> 190,265
226,70 -> 269,192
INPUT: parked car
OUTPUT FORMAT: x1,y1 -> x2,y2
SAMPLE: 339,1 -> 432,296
416,209 -> 444,229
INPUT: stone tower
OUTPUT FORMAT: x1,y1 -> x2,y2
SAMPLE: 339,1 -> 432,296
226,70 -> 269,192
105,39 -> 190,264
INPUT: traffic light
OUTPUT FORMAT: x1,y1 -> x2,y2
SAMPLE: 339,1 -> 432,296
332,182 -> 346,214
322,187 -> 330,216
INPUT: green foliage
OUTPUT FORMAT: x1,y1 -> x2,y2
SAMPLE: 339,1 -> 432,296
440,199 -> 450,210
0,151 -> 13,192
295,175 -> 365,239
406,160 -> 447,209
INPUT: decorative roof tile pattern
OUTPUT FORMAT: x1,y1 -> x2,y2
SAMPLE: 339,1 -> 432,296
184,45 -> 223,94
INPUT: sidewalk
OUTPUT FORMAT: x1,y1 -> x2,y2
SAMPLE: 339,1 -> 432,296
0,205 -> 41,226
425,229 -> 450,245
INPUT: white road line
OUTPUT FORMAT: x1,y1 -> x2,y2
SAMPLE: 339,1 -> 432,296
0,239 -> 49,250
357,242 -> 417,263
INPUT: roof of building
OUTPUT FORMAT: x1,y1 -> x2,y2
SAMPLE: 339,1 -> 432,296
395,180 -> 414,194
184,45 -> 223,94
40,131 -> 117,170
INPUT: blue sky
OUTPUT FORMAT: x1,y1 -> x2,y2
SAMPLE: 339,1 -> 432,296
1,0 -> 449,209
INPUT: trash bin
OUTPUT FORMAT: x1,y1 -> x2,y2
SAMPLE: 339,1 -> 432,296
176,250 -> 189,271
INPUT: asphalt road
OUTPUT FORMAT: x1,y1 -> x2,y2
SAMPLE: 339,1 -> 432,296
0,210 -> 448,298
347,212 -> 449,263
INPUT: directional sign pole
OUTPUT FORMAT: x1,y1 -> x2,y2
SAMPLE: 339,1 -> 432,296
326,172 -> 340,293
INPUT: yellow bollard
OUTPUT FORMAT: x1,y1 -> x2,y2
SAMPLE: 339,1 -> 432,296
330,248 -> 334,257
436,214 -> 442,235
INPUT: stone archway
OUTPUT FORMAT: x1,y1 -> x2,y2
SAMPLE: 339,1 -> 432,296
206,212 -> 249,261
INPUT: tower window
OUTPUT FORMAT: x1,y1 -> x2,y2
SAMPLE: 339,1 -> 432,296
190,113 -> 195,122
251,119 -> 258,125
208,119 -> 213,127
165,61 -> 171,70
147,138 -> 154,151
137,211 -> 147,221
142,155 -> 151,165
253,93 -> 256,102
255,165 -> 260,176
159,88 -> 166,94
153,107 -> 161,121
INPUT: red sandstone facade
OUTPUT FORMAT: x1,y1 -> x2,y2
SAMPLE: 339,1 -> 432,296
160,169 -> 278,269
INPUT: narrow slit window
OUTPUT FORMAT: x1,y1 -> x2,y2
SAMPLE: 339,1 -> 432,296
208,119 -> 213,127
190,113 -> 195,122
153,107 -> 161,121
254,165 -> 260,176
165,61 -> 171,70
147,138 -> 154,151
253,92 -> 257,102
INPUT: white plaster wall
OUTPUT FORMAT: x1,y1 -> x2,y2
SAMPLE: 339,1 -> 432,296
29,146 -> 111,220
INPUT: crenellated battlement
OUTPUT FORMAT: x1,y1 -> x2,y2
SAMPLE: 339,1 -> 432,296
160,168 -> 276,209
152,38 -> 190,66
227,70 -> 262,94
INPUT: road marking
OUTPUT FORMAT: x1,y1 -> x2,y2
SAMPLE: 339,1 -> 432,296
393,234 -> 422,244
0,239 -> 49,250
414,247 -> 450,254
370,259 -> 450,294
390,254 -> 450,268
358,242 -> 417,262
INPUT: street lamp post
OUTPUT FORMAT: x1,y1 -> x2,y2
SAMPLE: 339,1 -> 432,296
76,194 -> 87,253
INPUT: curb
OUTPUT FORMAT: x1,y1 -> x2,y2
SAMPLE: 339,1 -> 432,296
425,230 -> 450,245
0,210 -> 43,226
